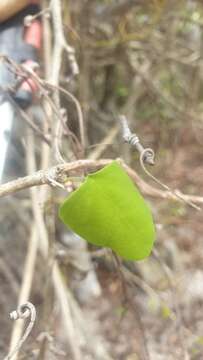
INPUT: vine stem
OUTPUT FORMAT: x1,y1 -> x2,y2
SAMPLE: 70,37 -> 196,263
3,302 -> 36,360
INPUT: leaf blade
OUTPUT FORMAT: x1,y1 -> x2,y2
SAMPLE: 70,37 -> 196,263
59,161 -> 155,260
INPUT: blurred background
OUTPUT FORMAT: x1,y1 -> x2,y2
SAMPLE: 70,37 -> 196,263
0,0 -> 203,359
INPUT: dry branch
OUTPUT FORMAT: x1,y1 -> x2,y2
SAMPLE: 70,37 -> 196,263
0,159 -> 202,207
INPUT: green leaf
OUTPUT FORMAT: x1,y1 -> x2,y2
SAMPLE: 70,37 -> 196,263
59,161 -> 155,261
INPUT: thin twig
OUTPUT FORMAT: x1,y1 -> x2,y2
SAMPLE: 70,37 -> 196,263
17,107 -> 51,146
0,159 -> 202,210
50,0 -> 79,79
46,82 -> 85,150
88,125 -> 119,160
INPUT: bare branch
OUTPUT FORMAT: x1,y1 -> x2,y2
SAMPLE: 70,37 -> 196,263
0,160 -> 202,209
0,159 -> 112,197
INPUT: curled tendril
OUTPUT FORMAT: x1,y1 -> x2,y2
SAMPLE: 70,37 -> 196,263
139,149 -> 201,211
3,302 -> 36,360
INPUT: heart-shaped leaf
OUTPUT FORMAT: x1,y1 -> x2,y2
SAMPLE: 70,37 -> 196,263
59,161 -> 155,260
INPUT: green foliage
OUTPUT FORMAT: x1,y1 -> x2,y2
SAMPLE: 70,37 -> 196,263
59,161 -> 155,260
115,85 -> 129,98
